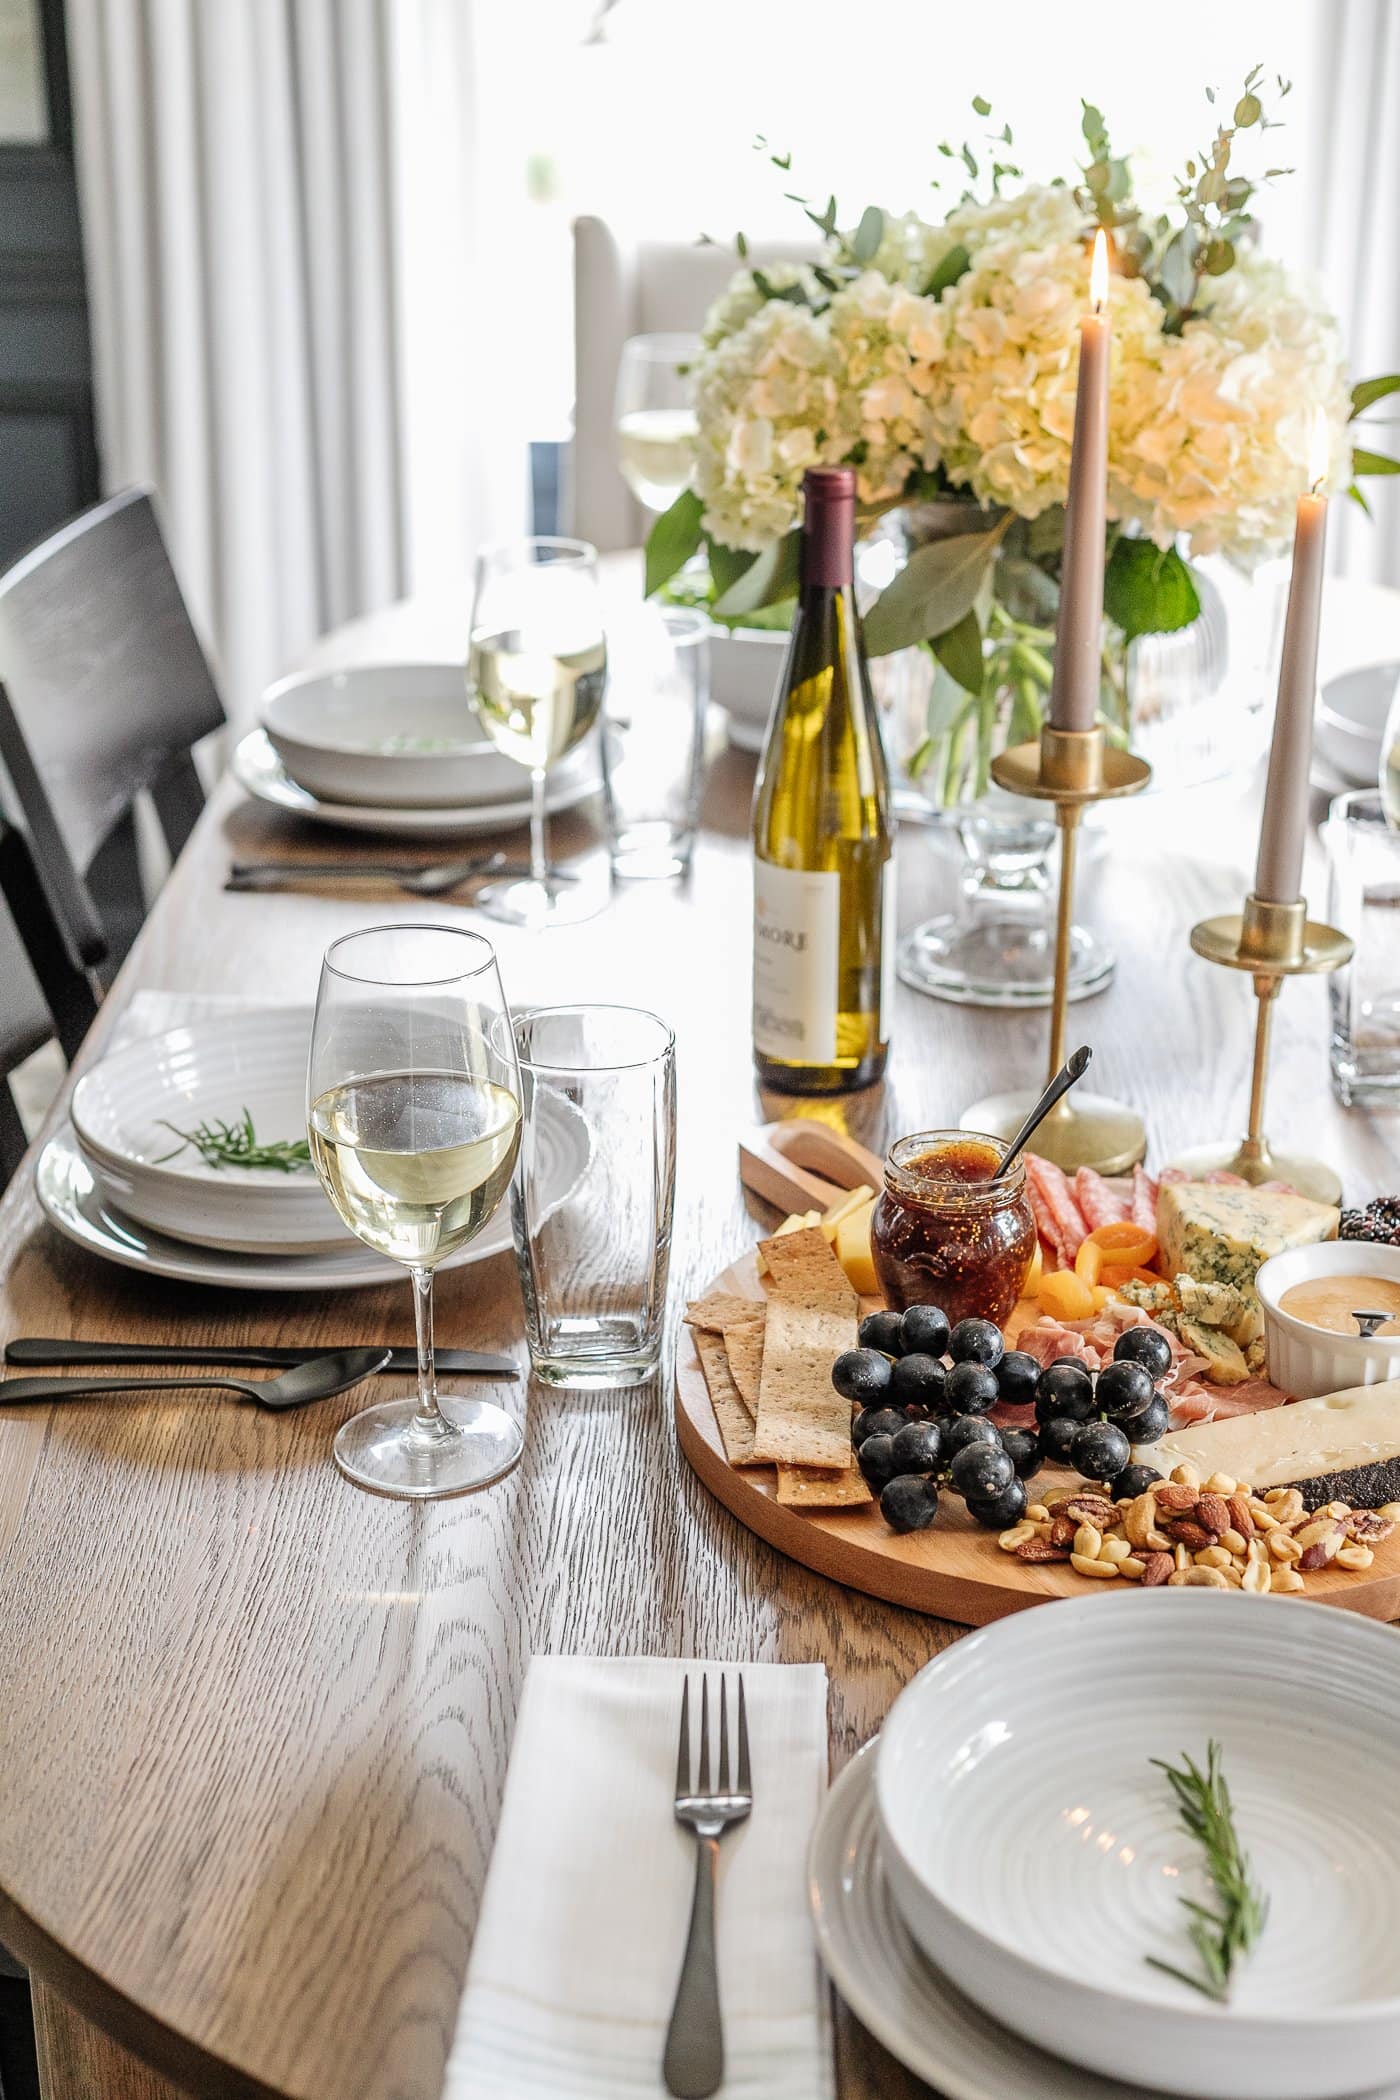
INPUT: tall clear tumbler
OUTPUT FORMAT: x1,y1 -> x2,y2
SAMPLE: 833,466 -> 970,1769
511,1006 -> 676,1389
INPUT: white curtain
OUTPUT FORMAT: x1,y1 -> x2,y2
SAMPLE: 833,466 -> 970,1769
1308,0 -> 1400,586
65,0 -> 528,725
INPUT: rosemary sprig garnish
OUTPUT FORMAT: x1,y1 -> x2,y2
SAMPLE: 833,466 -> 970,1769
1145,1740 -> 1268,2003
154,1108 -> 311,1173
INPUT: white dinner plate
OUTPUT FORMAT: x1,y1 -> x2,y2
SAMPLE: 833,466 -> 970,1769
810,1744 -> 1180,2100
875,1592 -> 1400,2100
37,1094 -> 589,1291
232,728 -> 601,838
73,1009 -> 347,1253
1316,663 -> 1400,789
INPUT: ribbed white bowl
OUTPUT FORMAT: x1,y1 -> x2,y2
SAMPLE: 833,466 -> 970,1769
876,1592 -> 1400,2100
72,1010 -> 346,1253
262,664 -> 517,808
1258,1240 -> 1400,1398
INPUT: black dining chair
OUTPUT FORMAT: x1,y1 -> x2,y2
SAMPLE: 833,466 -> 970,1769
0,488 -> 225,975
0,810 -> 100,1189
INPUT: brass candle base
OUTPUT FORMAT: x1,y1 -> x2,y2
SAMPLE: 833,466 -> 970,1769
960,728 -> 1152,1176
1163,893 -> 1354,1206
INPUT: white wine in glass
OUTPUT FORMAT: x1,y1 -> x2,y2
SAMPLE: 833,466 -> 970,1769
615,334 -> 700,514
307,924 -> 523,1499
467,537 -> 607,927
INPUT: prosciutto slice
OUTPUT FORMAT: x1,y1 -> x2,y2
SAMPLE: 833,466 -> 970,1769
1011,1299 -> 1286,1427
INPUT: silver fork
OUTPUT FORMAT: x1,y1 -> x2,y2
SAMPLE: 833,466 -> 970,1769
663,1673 -> 752,2099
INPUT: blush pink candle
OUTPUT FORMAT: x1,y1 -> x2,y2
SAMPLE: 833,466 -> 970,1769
1254,413 -> 1331,905
1049,230 -> 1111,735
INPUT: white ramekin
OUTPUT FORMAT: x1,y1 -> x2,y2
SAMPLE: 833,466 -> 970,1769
1258,1239 -> 1400,1397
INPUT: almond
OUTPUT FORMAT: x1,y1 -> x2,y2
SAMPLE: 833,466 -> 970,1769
1141,1552 -> 1173,1587
1227,1495 -> 1255,1541
1015,1538 -> 1072,1563
1196,1493 -> 1231,1537
1167,1519 -> 1214,1552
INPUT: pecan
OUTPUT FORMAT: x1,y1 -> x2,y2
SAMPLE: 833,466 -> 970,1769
1226,1495 -> 1255,1542
1345,1511 -> 1396,1543
1015,1537 -> 1072,1563
1196,1493 -> 1232,1537
1063,1495 -> 1119,1528
1167,1519 -> 1214,1552
1049,1516 -> 1077,1548
1153,1483 -> 1198,1513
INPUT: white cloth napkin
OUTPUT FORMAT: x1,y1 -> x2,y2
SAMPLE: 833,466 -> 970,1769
445,1655 -> 833,2100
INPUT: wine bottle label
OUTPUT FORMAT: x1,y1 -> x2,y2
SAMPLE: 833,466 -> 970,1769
753,863 -> 840,1063
879,857 -> 897,1037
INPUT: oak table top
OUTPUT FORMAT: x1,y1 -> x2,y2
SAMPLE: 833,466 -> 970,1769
0,666 -> 1396,2100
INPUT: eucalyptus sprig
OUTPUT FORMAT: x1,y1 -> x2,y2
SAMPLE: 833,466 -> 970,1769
154,1108 -> 311,1174
1145,1741 -> 1268,2003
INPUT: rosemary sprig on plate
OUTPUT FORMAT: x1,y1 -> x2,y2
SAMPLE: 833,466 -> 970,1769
154,1108 -> 311,1173
1145,1739 -> 1268,2003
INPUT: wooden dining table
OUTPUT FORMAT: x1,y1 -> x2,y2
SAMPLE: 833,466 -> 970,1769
0,597 -> 1396,2100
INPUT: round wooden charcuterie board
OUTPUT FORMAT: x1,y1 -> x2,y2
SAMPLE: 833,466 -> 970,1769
674,1249 -> 1400,1629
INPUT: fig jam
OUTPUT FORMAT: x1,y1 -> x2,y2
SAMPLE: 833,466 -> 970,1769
871,1130 -> 1036,1326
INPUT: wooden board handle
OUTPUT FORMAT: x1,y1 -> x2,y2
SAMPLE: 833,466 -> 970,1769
769,1122 -> 884,1193
737,1129 -> 845,1216
737,1120 -> 884,1218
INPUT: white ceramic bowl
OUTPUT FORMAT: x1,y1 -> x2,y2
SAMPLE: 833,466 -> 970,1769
71,1010 -> 349,1254
1257,1238 -> 1400,1397
709,627 -> 783,751
876,1591 -> 1400,2100
261,664 -> 528,809
1316,664 -> 1400,790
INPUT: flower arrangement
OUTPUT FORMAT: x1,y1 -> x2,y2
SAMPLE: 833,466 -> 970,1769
646,77 -> 1400,802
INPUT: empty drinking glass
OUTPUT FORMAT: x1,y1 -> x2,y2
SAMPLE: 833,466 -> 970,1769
511,1005 -> 676,1389
1325,788 -> 1400,1107
602,606 -> 710,878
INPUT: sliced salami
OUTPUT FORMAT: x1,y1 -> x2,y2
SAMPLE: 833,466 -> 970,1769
1074,1166 -> 1129,1231
1025,1153 -> 1089,1261
1130,1163 -> 1158,1234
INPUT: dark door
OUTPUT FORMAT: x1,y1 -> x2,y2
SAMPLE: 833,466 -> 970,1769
0,0 -> 97,569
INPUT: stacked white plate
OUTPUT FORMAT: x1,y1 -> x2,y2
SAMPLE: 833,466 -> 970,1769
43,1008 -> 588,1292
233,663 -> 602,837
811,1593 -> 1400,2100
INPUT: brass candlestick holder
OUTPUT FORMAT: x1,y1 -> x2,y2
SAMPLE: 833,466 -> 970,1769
961,725 -> 1152,1174
1164,893 -> 1353,1205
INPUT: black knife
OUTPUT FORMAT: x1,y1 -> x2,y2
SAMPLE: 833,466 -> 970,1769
5,1338 -> 520,1378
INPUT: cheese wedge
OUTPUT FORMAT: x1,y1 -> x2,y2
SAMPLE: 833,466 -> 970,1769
1155,1181 -> 1337,1341
1145,1380 -> 1400,1509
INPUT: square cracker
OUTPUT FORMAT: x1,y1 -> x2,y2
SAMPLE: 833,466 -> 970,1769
751,1294 -> 856,1470
695,1331 -> 763,1467
776,1463 -> 873,1509
719,1312 -> 765,1415
684,1291 -> 763,1334
757,1226 -> 856,1313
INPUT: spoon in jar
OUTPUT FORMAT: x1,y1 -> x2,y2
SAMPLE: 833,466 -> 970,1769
991,1046 -> 1093,1179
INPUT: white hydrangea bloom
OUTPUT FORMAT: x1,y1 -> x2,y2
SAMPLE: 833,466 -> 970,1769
825,272 -> 947,503
700,262 -> 823,348
692,301 -> 845,548
867,209 -> 964,291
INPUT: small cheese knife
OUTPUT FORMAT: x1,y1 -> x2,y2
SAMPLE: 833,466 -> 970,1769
5,1337 -> 520,1378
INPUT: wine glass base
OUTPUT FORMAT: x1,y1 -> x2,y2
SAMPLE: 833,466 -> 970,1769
959,1087 -> 1147,1176
473,873 -> 606,928
333,1395 -> 523,1500
897,914 -> 1115,1009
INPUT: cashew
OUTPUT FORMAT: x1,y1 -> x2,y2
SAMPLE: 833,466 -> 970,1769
1169,1565 -> 1229,1587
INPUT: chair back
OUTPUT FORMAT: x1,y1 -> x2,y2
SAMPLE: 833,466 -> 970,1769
571,218 -> 818,552
0,812 -> 100,1188
0,488 -> 225,876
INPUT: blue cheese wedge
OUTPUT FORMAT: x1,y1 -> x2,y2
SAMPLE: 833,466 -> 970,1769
1156,1181 -> 1338,1343
1145,1381 -> 1400,1510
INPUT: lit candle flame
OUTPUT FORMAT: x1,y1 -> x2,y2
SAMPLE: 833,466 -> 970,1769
1308,408 -> 1330,494
1089,228 -> 1109,313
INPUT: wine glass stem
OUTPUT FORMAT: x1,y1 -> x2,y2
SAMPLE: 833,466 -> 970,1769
529,765 -> 549,887
410,1264 -> 445,1433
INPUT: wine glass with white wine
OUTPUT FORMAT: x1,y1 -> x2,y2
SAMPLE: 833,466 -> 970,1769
468,537 -> 607,927
307,923 -> 523,1498
615,333 -> 700,514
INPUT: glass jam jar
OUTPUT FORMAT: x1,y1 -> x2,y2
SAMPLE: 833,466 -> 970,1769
871,1130 -> 1036,1326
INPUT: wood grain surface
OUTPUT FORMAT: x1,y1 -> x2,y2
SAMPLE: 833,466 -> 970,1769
0,624 -> 1397,2100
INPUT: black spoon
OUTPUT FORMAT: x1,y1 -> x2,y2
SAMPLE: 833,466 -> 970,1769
0,1347 -> 392,1410
991,1046 -> 1093,1180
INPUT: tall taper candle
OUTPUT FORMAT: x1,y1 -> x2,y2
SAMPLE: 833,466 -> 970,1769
1254,411 -> 1331,905
1048,229 -> 1111,734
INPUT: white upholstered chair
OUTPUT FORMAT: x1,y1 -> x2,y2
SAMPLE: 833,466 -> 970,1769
569,217 -> 817,552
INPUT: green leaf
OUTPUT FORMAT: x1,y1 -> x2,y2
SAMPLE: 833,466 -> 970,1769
1353,447 -> 1400,477
1351,374 -> 1400,419
1349,482 -> 1373,518
851,205 -> 885,265
1234,92 -> 1262,125
705,536 -> 755,602
735,229 -> 748,259
644,488 -> 703,598
1104,538 -> 1201,642
931,609 -> 984,695
923,243 -> 971,298
863,526 -> 1005,658
1157,228 -> 1197,311
712,532 -> 800,617
972,93 -> 991,117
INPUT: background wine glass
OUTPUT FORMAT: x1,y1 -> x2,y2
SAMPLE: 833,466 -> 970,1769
614,333 -> 700,515
307,923 -> 523,1498
467,536 -> 608,927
